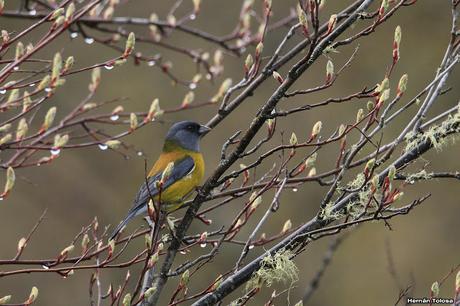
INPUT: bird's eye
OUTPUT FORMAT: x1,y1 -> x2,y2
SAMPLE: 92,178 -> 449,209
187,125 -> 194,130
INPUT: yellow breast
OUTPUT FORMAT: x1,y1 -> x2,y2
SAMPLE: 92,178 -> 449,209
148,150 -> 205,212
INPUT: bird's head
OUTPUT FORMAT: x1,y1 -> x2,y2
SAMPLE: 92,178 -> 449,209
164,121 -> 210,152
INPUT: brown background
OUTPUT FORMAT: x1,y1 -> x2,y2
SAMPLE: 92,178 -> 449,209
0,1 -> 459,305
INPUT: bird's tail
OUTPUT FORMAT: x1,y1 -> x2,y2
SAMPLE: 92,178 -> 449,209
109,210 -> 137,241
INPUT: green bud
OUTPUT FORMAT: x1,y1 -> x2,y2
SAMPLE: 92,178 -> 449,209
42,107 -> 57,131
394,25 -> 402,45
122,293 -> 131,306
52,52 -> 62,81
290,132 -> 298,145
15,41 -> 24,60
124,32 -> 135,56
398,74 -> 408,95
0,133 -> 12,145
65,2 -> 75,21
4,167 -> 15,194
0,295 -> 12,304
16,118 -> 28,140
37,75 -> 51,91
50,8 -> 65,20
0,124 -> 12,132
431,281 -> 439,297
129,113 -> 138,130
7,89 -> 19,104
356,108 -> 364,123
53,134 -> 69,148
64,56 -> 74,71
105,140 -> 121,149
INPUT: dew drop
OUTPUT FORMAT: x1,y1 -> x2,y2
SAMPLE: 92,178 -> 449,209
190,14 -> 196,20
147,60 -> 156,66
50,148 -> 61,156
70,32 -> 79,39
205,73 -> 212,80
84,37 -> 94,44
0,197 -> 3,201
200,243 -> 206,248
29,83 -> 36,87
137,151 -> 143,156
188,83 -> 197,90
248,245 -> 254,250
44,87 -> 52,92
98,143 -> 108,150
29,9 -> 37,15
292,188 -> 298,192
0,89 -> 6,94
104,64 -> 114,70
13,66 -> 19,71
180,250 -> 186,255
110,114 -> 119,121
42,265 -> 49,269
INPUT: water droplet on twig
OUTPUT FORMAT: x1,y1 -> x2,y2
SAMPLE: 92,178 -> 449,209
104,64 -> 114,70
70,32 -> 79,39
147,61 -> 156,66
84,37 -> 94,44
50,148 -> 61,156
110,114 -> 119,121
98,143 -> 108,150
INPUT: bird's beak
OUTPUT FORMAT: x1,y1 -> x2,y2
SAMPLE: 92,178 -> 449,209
198,125 -> 211,136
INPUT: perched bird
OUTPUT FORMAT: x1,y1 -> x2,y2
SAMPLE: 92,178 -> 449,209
110,121 -> 210,240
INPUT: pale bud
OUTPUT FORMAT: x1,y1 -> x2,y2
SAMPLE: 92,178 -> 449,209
144,286 -> 157,298
272,71 -> 283,83
53,16 -> 65,28
311,121 -> 322,138
7,89 -> 19,104
50,8 -> 64,20
81,233 -> 90,251
308,167 -> 317,177
124,32 -> 135,57
256,42 -> 264,58
290,132 -> 298,145
367,100 -> 374,111
27,286 -> 39,304
393,192 -> 404,202
182,91 -> 195,108
356,108 -> 364,123
378,89 -> 390,105
63,56 -> 74,72
0,134 -> 12,146
16,118 -> 28,141
282,219 -> 292,233
431,281 -> 439,297
394,25 -> 402,46
0,124 -> 11,132
129,113 -> 138,130
388,165 -> 396,180
397,74 -> 408,96
0,295 -> 11,304
147,98 -> 163,120
180,269 -> 190,285
51,54 -> 62,80
60,244 -> 75,258
105,140 -> 121,149
15,42 -> 24,60
41,107 -> 57,131
326,60 -> 334,80
244,54 -> 254,73
327,14 -> 337,33
53,134 -> 69,148
365,158 -> 375,172
375,77 -> 389,94
193,0 -> 201,13
37,75 -> 51,91
122,293 -> 131,306
65,2 -> 75,21
18,237 -> 27,252
1,30 -> 9,45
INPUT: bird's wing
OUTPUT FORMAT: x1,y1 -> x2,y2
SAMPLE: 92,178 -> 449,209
130,155 -> 195,216
109,156 -> 195,240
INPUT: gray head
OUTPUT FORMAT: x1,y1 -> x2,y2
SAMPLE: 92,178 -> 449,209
164,121 -> 210,152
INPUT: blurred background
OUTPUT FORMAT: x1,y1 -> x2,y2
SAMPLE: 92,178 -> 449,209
0,1 -> 459,305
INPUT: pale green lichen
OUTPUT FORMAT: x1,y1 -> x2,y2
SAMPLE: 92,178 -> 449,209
404,169 -> 432,184
405,106 -> 460,153
246,249 -> 298,292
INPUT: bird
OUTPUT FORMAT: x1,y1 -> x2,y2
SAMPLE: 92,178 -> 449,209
109,121 -> 210,240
